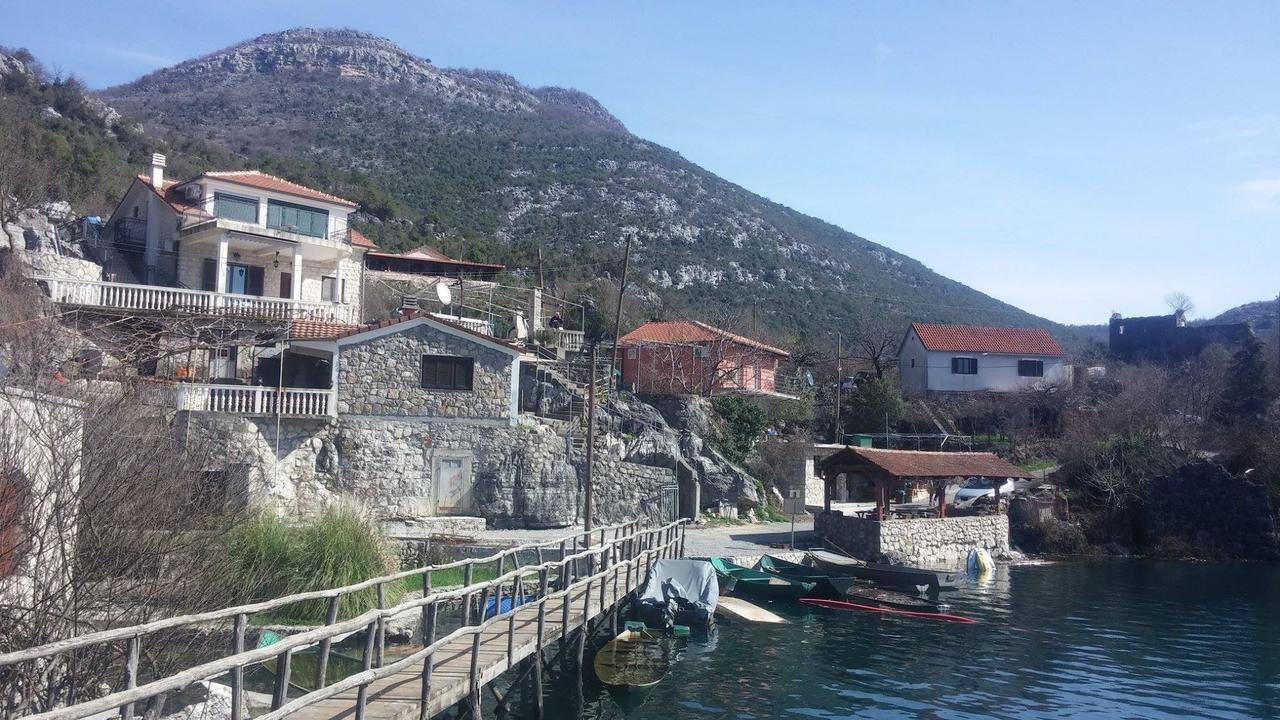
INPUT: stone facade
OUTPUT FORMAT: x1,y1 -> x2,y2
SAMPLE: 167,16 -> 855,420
337,322 -> 516,420
815,511 -> 1008,569
589,451 -> 677,526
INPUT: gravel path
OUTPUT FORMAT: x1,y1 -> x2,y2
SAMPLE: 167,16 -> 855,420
466,518 -> 816,560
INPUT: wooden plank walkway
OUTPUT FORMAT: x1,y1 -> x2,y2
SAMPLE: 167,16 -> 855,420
291,553 -> 651,720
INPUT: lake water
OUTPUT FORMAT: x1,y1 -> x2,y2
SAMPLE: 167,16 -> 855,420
540,561 -> 1280,720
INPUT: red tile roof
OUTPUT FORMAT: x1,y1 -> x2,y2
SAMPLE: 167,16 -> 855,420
197,170 -> 359,208
819,447 -> 1033,479
349,228 -> 379,250
366,244 -> 505,270
288,319 -> 360,340
910,323 -> 1065,357
620,320 -> 790,358
136,175 -> 210,217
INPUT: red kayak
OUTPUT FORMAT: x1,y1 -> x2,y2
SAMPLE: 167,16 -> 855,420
800,597 -> 979,624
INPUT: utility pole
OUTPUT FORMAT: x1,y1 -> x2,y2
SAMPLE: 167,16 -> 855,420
583,342 -> 597,532
537,247 -> 544,289
609,232 -> 634,392
833,332 -> 842,444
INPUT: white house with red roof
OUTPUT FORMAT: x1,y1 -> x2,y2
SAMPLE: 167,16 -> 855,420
898,323 -> 1070,395
41,153 -> 377,326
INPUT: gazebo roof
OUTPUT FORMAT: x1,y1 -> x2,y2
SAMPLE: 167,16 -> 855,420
817,447 -> 1032,480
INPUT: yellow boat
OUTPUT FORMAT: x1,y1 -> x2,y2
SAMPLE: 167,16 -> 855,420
592,624 -> 673,690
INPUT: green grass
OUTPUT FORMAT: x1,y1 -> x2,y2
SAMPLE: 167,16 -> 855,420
220,507 -> 404,625
1019,458 -> 1058,473
402,564 -> 500,593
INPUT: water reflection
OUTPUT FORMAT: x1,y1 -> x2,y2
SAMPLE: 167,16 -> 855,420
535,561 -> 1280,719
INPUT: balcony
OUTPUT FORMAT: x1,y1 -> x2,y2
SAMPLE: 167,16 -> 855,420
176,384 -> 335,417
37,277 -> 358,324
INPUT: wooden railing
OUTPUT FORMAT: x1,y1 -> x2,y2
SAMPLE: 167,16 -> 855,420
0,518 -> 688,720
175,384 -> 336,417
36,276 -> 358,324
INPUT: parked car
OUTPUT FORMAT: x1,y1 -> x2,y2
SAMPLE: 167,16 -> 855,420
952,477 -> 1016,508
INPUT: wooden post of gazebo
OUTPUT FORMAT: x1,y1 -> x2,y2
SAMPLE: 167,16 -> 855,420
936,478 -> 947,518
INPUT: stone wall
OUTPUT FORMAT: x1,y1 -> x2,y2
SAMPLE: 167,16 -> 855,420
816,511 -> 1008,569
337,322 -> 514,420
589,451 -> 677,526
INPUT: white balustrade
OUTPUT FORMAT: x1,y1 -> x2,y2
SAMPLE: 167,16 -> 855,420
37,276 -> 357,324
175,384 -> 335,417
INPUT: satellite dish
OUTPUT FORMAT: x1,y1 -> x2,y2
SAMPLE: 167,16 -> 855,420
435,283 -> 453,306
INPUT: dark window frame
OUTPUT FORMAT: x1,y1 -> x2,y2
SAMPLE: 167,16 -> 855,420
267,199 -> 329,238
420,355 -> 475,392
1018,359 -> 1045,378
213,192 -> 259,224
951,357 -> 978,375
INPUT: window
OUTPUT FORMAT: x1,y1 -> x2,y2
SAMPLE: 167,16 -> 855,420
420,355 -> 474,391
321,276 -> 345,302
214,193 -> 259,223
951,357 -> 978,375
267,200 -> 329,238
1018,359 -> 1044,377
626,348 -> 638,360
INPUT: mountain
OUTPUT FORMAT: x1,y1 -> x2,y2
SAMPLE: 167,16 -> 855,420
88,29 -> 1077,347
1208,300 -> 1276,334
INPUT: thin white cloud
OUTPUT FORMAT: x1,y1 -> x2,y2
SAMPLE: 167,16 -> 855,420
1188,116 -> 1278,145
1233,177 -> 1280,211
103,47 -> 177,68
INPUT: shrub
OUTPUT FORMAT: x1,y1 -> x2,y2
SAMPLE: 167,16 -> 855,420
1011,518 -> 1089,556
219,507 -> 403,623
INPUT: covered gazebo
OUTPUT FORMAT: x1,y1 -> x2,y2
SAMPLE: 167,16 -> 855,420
817,447 -> 1032,520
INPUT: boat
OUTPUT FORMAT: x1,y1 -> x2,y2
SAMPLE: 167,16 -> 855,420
756,555 -> 860,596
593,624 -> 674,689
757,556 -> 939,610
800,597 -> 978,624
807,550 -> 967,591
637,559 -> 719,629
709,557 -> 816,600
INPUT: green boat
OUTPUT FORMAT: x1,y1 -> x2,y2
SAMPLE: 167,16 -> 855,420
756,555 -> 860,597
709,557 -> 816,600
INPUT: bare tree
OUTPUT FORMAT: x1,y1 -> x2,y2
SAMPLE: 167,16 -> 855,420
1165,291 -> 1195,318
845,305 -> 903,379
0,104 -> 60,252
0,270 -> 248,715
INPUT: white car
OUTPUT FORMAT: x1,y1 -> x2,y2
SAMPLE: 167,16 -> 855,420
952,477 -> 1016,508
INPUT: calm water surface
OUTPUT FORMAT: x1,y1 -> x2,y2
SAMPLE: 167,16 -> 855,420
541,561 -> 1280,719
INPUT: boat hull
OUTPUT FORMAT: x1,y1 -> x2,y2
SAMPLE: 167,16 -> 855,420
711,557 -> 816,600
593,629 -> 671,689
808,550 -> 966,591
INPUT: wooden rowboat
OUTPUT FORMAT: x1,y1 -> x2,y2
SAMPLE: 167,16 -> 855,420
808,550 -> 966,591
593,627 -> 672,690
757,556 -> 937,611
710,557 -> 816,600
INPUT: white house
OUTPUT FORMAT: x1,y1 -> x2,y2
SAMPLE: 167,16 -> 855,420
898,323 -> 1069,396
41,153 -> 377,325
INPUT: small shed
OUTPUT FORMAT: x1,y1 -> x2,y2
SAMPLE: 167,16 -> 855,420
817,447 -> 1031,519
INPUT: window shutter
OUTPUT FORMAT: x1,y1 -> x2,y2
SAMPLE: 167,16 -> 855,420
267,202 -> 283,229
201,259 -> 216,291
247,266 -> 265,297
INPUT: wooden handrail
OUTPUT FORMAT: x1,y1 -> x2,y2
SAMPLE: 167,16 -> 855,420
0,518 -> 644,666
18,519 -> 686,720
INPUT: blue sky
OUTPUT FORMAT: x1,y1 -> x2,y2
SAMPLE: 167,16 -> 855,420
4,2 -> 1277,325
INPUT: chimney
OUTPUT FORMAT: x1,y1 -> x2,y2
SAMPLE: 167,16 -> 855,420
149,153 -> 166,186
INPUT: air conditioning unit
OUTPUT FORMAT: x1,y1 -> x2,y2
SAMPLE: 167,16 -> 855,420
182,185 -> 203,201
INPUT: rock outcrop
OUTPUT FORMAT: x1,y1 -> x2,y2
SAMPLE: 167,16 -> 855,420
1142,460 -> 1278,559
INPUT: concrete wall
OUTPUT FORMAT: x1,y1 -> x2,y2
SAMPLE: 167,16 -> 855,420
337,322 -> 518,421
816,511 -> 1008,568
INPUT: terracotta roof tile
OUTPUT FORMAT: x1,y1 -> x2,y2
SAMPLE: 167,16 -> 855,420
819,447 -> 1033,479
198,170 -> 359,208
620,320 -> 790,358
910,323 -> 1065,357
349,228 -> 379,250
288,320 -> 360,340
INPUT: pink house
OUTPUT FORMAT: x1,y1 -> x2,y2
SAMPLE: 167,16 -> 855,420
619,320 -> 791,396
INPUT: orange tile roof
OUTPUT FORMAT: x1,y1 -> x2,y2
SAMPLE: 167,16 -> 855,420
819,447 -> 1033,479
198,170 -> 359,208
910,323 -> 1065,357
620,320 -> 790,358
288,319 -> 360,340
349,228 -> 379,250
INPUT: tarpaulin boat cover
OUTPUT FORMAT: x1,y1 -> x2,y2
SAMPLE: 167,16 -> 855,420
640,559 -> 718,613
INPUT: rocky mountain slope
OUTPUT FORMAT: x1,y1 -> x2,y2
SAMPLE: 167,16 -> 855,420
96,28 -> 1083,344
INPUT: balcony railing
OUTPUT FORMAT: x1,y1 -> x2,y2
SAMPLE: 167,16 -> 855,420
176,384 -> 335,417
547,328 -> 585,352
37,276 -> 358,324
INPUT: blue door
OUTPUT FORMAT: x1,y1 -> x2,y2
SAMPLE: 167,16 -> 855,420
226,264 -> 249,295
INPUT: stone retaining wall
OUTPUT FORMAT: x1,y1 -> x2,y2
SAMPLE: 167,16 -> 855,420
590,453 -> 677,526
816,511 -> 1008,568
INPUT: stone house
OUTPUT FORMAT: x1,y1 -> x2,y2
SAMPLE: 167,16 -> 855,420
1108,310 -> 1253,364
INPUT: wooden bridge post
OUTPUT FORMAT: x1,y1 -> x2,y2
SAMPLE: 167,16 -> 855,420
534,568 -> 549,719
270,649 -> 292,710
468,632 -> 482,716
462,563 -> 475,625
230,613 -> 247,720
314,595 -> 341,689
417,601 -> 438,720
355,620 -> 377,720
120,635 -> 140,720
375,583 -> 386,668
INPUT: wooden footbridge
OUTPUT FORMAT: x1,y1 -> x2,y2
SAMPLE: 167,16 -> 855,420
1,519 -> 689,720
